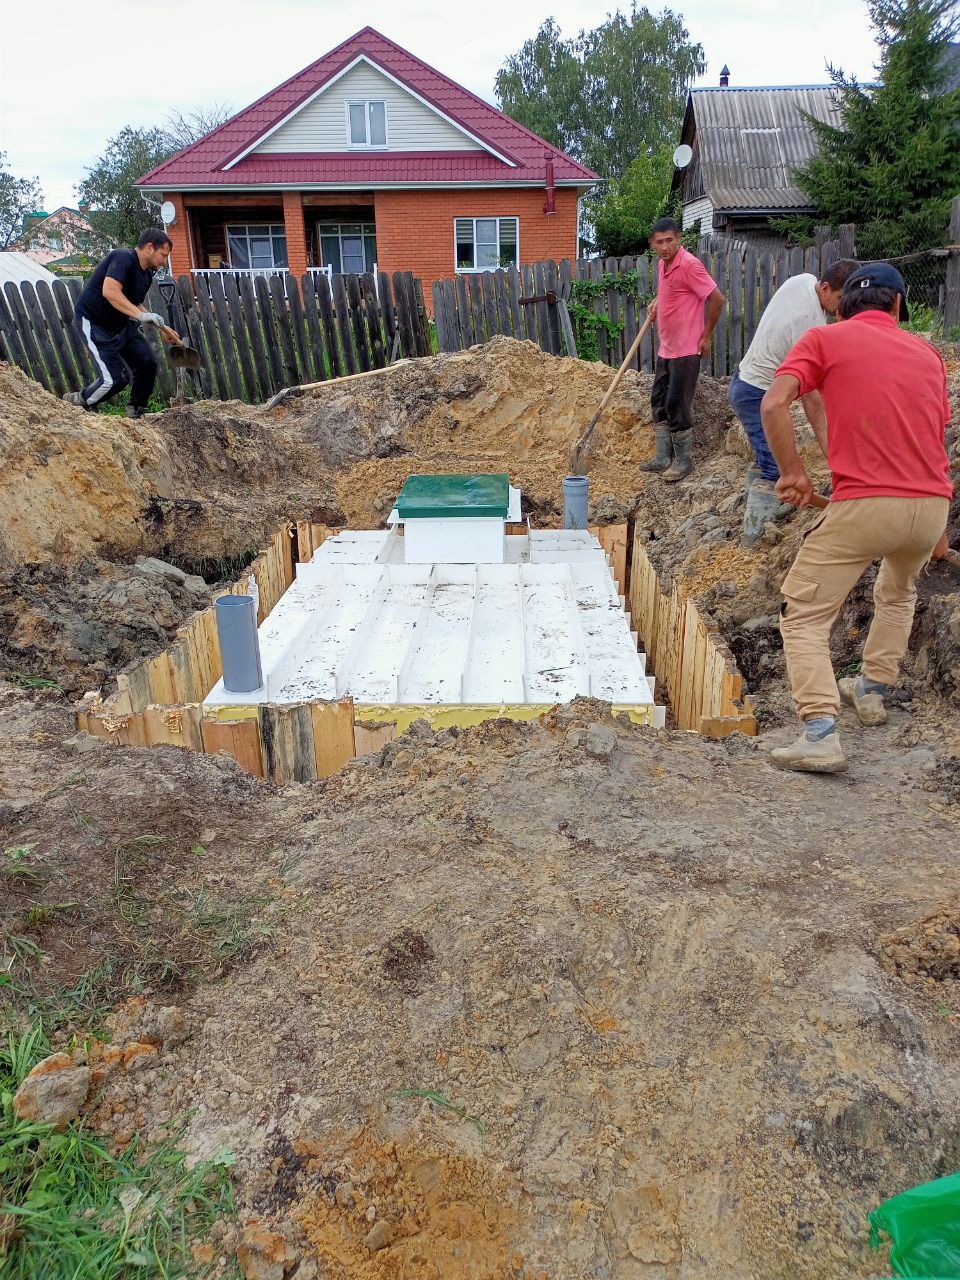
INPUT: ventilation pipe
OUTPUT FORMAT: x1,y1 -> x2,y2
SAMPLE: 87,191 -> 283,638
544,153 -> 556,215
719,64 -> 730,87
215,595 -> 264,693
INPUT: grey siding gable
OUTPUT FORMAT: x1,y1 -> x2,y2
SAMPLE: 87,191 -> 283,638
256,61 -> 485,154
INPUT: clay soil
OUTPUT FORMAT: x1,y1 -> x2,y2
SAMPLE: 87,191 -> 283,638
1,341 -> 960,1279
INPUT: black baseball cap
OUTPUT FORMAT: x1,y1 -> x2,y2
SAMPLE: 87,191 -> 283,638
842,262 -> 910,321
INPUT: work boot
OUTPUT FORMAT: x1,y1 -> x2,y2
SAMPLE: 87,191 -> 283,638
839,675 -> 888,726
742,479 -> 794,546
640,425 -> 673,473
127,405 -> 148,419
771,725 -> 847,774
62,390 -> 87,410
661,429 -> 694,483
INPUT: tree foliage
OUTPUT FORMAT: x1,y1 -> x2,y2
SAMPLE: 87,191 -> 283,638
793,0 -> 960,257
0,152 -> 44,249
591,145 -> 676,255
76,103 -> 232,249
495,6 -> 704,179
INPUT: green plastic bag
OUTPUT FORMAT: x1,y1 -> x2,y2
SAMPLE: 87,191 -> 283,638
869,1170 -> 960,1278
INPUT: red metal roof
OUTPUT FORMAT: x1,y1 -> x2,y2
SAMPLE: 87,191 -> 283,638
139,28 -> 597,191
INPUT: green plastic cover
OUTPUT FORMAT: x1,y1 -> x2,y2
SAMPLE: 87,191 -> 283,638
397,473 -> 510,520
868,1170 -> 960,1277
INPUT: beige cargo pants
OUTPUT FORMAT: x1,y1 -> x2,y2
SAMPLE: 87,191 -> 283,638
778,496 -> 949,720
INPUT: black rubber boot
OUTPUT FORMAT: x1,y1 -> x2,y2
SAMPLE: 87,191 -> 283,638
662,429 -> 693,483
127,405 -> 148,419
640,425 -> 673,473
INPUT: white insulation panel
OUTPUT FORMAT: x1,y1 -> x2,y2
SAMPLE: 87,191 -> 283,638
205,531 -> 653,709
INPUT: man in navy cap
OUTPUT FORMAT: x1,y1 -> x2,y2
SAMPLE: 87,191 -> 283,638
759,262 -> 952,773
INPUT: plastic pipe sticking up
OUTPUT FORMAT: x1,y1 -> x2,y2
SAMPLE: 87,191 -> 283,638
215,595 -> 264,693
563,475 -> 589,530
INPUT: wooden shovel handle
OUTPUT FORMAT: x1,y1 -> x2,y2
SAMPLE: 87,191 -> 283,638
585,313 -> 654,435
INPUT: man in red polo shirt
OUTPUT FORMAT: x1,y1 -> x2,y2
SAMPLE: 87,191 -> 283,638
642,218 -> 724,482
760,262 -> 952,773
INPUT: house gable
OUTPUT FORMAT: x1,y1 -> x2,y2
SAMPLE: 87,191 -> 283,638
254,58 -> 486,157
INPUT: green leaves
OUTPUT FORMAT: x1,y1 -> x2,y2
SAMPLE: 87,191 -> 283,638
794,0 -> 960,254
495,5 -> 704,181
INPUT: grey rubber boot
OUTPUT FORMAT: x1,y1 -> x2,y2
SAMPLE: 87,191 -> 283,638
661,429 -> 694,483
742,478 -> 794,546
640,425 -> 673,473
745,463 -> 761,493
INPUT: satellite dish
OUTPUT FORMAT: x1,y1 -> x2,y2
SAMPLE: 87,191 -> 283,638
159,200 -> 177,226
673,144 -> 693,169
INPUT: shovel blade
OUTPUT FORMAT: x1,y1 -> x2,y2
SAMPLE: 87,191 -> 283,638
169,343 -> 202,371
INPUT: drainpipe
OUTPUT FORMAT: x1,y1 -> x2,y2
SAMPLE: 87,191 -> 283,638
543,153 -> 556,215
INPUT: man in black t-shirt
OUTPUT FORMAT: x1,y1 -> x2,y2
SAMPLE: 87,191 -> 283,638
65,228 -> 181,418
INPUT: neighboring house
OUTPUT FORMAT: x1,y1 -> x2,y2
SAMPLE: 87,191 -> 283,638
671,80 -> 842,247
0,252 -> 58,285
136,27 -> 597,297
12,206 -> 103,266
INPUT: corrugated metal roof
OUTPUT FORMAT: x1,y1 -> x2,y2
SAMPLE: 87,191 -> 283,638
139,27 -> 598,191
0,253 -> 58,285
687,86 -> 841,212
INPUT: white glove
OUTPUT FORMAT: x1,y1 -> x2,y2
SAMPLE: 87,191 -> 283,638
138,312 -> 164,326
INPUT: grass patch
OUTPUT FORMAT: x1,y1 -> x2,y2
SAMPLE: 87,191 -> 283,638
0,1022 -> 239,1278
5,674 -> 64,694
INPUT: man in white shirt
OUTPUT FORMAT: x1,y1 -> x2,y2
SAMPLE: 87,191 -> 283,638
729,259 -> 858,543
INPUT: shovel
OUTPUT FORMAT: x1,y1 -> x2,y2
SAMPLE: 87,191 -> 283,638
569,313 -> 653,475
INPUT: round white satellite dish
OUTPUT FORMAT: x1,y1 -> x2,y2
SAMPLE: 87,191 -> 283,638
160,200 -> 177,226
673,144 -> 693,169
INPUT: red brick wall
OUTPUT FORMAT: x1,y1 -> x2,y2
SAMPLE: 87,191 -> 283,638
373,187 -> 580,295
163,186 -> 581,298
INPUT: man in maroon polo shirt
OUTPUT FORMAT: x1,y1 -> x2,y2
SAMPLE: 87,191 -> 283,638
760,263 -> 952,774
642,218 -> 724,482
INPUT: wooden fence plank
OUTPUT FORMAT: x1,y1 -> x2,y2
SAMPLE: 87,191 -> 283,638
346,274 -> 372,372
945,196 -> 960,329
194,280 -> 230,399
258,703 -> 317,783
534,260 -> 552,354
481,271 -> 499,343
285,274 -> 315,384
207,273 -> 244,401
743,250 -> 758,358
507,267 -> 523,340
469,273 -> 486,344
311,699 -> 356,777
330,274 -> 356,375
201,716 -> 264,777
494,269 -> 513,339
230,277 -> 267,399
3,281 -> 45,380
361,273 -> 386,369
23,281 -> 68,395
544,260 -> 562,355
713,251 -> 729,376
53,280 -> 96,383
34,281 -> 80,392
224,272 -> 264,399
412,277 -> 431,355
603,258 -> 621,366
392,271 -> 417,358
143,284 -> 176,403
727,249 -> 743,373
520,264 -> 538,344
377,271 -> 397,359
267,274 -> 299,386
314,273 -> 342,378
758,252 -> 773,316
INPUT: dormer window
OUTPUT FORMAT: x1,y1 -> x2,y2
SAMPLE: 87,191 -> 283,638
347,100 -> 387,148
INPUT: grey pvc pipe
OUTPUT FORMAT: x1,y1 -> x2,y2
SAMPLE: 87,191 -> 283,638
215,595 -> 264,693
563,475 -> 589,530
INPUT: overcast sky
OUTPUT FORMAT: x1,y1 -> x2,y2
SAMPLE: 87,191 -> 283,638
1,0 -> 880,211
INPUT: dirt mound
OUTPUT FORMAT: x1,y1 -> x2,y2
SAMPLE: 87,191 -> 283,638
0,362 -> 173,566
4,692 -> 959,1278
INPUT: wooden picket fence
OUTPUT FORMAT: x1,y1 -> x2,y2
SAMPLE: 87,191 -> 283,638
0,269 -> 432,405
431,233 -> 854,377
432,204 -> 960,377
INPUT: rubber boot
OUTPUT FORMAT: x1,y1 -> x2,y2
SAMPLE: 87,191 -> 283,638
742,478 -> 794,546
640,425 -> 673,473
127,405 -> 148,419
745,463 -> 761,493
661,429 -> 694,483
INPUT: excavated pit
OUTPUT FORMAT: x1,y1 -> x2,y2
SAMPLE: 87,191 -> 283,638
1,340 -> 960,1278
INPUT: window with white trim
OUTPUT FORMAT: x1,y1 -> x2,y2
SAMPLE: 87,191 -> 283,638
347,100 -> 387,148
317,222 -> 377,275
226,224 -> 288,269
455,217 -> 518,272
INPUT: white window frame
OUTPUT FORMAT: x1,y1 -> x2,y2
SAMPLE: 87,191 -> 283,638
453,216 -> 520,273
345,100 -> 388,150
225,222 -> 288,270
316,221 -> 378,275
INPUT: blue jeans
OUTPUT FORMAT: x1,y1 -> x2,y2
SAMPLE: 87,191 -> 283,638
728,373 -> 779,482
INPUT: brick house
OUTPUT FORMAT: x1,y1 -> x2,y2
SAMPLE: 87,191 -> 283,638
137,27 -> 597,298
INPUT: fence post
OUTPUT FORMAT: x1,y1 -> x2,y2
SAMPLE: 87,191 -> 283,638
838,224 -> 856,259
945,195 -> 960,331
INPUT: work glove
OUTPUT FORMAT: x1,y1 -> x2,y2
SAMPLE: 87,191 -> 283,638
138,312 -> 165,326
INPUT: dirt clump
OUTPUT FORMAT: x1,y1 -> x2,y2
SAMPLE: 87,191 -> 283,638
0,362 -> 173,566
